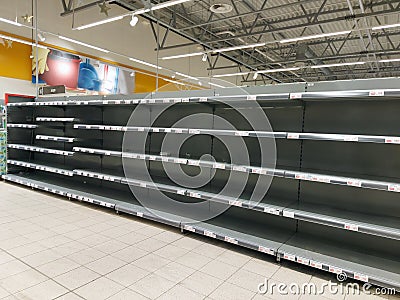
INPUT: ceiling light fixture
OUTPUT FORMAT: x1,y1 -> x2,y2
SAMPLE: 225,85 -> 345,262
163,78 -> 186,86
311,61 -> 365,68
129,57 -> 162,69
75,0 -> 192,30
0,33 -> 47,49
58,35 -> 109,53
175,72 -> 198,81
202,53 -> 208,62
0,17 -> 22,27
213,72 -> 249,78
130,72 -> 135,77
75,15 -> 124,30
130,15 -> 139,27
280,30 -> 351,43
252,72 -> 259,80
161,52 -> 203,60
258,67 -> 301,73
372,23 -> 400,30
37,32 -> 45,42
213,42 -> 266,53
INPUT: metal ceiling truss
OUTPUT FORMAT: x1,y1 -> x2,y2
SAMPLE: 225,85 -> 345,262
60,0 -> 400,84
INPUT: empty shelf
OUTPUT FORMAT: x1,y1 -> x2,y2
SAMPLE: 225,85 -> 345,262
8,160 -> 74,176
278,233 -> 400,290
73,147 -> 400,194
7,124 -> 37,129
36,135 -> 75,143
8,144 -> 74,156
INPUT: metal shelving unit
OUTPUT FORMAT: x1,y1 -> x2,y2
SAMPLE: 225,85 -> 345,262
3,79 -> 400,291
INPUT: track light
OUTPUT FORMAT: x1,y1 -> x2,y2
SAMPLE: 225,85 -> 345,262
38,32 -> 45,42
130,15 -> 139,27
130,72 -> 135,77
202,53 -> 208,62
253,72 -> 259,80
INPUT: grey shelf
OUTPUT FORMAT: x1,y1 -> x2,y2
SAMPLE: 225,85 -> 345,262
36,135 -> 75,143
8,144 -> 74,156
7,124 -> 37,129
36,117 -> 77,122
8,160 -> 74,176
74,124 -> 400,145
278,233 -> 400,290
72,147 -> 400,194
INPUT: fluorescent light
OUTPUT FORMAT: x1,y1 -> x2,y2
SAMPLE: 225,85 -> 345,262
175,72 -> 198,81
59,35 -> 109,53
151,0 -> 192,10
161,52 -> 203,60
372,23 -> 400,30
311,62 -> 365,68
379,58 -> 400,63
258,67 -> 300,73
163,78 -> 186,86
0,34 -> 47,49
75,0 -> 192,30
280,30 -> 351,43
213,72 -> 249,78
208,82 -> 225,88
213,42 -> 265,53
129,57 -> 162,69
0,17 -> 22,27
75,15 -> 124,30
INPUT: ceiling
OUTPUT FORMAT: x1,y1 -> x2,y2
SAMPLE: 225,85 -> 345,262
61,0 -> 400,85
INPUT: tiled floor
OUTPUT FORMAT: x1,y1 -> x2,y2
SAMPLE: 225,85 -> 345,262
0,182 -> 398,300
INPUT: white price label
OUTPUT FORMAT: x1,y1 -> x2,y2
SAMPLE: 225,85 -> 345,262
152,128 -> 160,133
189,192 -> 201,198
344,223 -> 359,231
163,99 -> 170,103
174,129 -> 184,133
228,200 -> 242,207
385,137 -> 400,144
369,90 -> 384,97
235,131 -> 250,136
204,230 -> 216,238
252,168 -> 266,175
137,212 -> 144,217
343,135 -> 358,142
290,93 -> 302,99
184,225 -> 195,232
329,266 -> 342,274
177,190 -> 186,195
137,127 -> 145,132
176,159 -> 187,164
164,128 -> 172,133
224,236 -> 238,244
148,99 -> 155,103
232,166 -> 247,172
149,156 -> 156,161
182,98 -> 190,102
247,95 -> 257,100
188,160 -> 200,166
310,261 -> 323,269
354,273 -> 369,282
297,257 -> 310,265
139,182 -> 146,188
199,97 -> 208,102
174,98 -> 181,103
388,184 -> 400,192
288,133 -> 300,139
258,246 -> 274,255
214,163 -> 226,169
189,129 -> 201,134
283,211 -> 295,218
284,253 -> 296,261
295,173 -> 306,180
347,180 -> 362,187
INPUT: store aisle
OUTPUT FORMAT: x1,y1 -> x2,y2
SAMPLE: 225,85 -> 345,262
0,182 -> 396,300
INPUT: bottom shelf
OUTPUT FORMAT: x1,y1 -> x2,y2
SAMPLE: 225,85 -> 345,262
2,173 -> 400,291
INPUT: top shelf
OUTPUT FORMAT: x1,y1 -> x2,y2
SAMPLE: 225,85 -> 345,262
7,89 -> 400,107
36,117 -> 77,122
